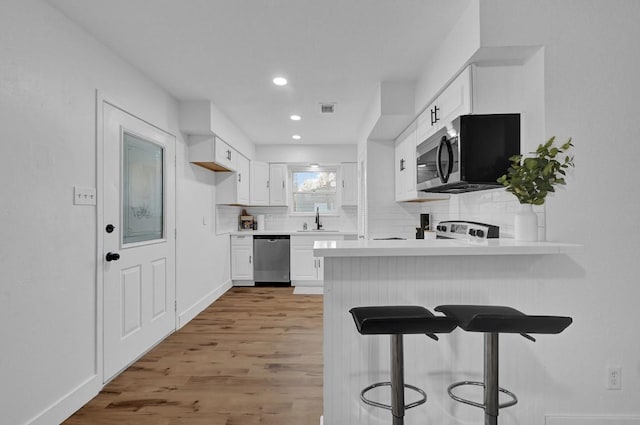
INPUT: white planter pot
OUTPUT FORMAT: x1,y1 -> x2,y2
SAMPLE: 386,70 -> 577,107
515,204 -> 538,241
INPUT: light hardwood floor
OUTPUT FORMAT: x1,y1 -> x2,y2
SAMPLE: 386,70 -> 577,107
64,287 -> 323,425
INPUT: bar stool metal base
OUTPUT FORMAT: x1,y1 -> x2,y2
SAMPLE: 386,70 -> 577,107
447,380 -> 518,410
361,381 -> 427,411
360,334 -> 427,425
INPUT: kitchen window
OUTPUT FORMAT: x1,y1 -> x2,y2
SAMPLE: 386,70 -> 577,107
291,167 -> 337,214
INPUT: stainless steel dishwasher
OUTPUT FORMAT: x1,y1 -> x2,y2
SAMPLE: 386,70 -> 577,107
253,235 -> 291,285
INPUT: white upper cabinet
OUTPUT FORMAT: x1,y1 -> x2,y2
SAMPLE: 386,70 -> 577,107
188,135 -> 237,172
416,66 -> 472,144
394,123 -> 417,202
414,64 -> 523,145
341,162 -> 357,206
269,163 -> 288,206
216,153 -> 250,205
250,161 -> 269,206
394,123 -> 448,203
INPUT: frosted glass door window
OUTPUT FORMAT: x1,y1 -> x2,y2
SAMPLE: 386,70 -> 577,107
122,132 -> 164,245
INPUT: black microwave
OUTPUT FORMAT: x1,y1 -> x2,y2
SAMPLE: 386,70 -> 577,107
416,114 -> 520,193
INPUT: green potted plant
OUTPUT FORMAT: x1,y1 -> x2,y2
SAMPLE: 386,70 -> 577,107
497,137 -> 575,240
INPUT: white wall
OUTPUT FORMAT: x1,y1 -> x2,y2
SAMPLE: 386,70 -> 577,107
414,0 -> 481,113
361,2 -> 640,419
0,1 -> 231,424
255,144 -> 356,163
475,0 -> 640,418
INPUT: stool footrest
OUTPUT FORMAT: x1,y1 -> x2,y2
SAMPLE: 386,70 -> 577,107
447,381 -> 518,410
361,381 -> 427,411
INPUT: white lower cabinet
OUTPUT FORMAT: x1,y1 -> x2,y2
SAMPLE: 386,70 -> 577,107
290,235 -> 344,285
231,235 -> 254,285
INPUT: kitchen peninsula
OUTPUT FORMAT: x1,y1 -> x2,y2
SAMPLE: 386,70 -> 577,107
315,239 -> 582,425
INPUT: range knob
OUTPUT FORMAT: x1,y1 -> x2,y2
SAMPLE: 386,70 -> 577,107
469,229 -> 477,236
437,225 -> 447,232
476,229 -> 485,238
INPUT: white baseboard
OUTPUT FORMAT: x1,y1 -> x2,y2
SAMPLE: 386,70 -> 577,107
27,281 -> 232,425
546,417 -> 640,425
232,280 -> 255,286
27,374 -> 101,425
177,279 -> 232,329
292,280 -> 323,287
293,286 -> 323,295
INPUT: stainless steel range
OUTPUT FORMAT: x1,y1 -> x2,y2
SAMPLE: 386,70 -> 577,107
435,220 -> 499,241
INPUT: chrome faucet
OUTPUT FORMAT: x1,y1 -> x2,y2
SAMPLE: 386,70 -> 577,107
315,207 -> 322,230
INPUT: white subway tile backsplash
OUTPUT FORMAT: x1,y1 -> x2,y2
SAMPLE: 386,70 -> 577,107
216,189 -> 545,239
215,205 -> 358,234
367,187 -> 545,240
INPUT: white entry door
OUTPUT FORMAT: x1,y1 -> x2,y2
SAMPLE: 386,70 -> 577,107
102,102 -> 176,382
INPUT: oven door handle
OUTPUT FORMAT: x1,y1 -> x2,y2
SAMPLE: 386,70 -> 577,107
436,135 -> 453,183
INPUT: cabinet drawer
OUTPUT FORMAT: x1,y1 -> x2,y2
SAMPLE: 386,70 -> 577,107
231,235 -> 253,246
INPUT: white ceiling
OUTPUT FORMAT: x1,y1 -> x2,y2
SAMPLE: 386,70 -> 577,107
47,0 -> 471,145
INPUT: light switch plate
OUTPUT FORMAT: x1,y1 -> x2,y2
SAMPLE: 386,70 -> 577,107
73,185 -> 97,205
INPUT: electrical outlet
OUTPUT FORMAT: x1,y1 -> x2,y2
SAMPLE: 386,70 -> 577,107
606,366 -> 622,390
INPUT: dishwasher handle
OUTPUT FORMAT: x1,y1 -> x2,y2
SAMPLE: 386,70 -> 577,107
254,235 -> 290,240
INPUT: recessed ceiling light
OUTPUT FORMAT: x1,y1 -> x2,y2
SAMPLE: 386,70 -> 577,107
290,114 -> 301,121
272,77 -> 288,86
292,134 -> 301,140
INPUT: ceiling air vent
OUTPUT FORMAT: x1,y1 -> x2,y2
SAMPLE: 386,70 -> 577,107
320,103 -> 336,114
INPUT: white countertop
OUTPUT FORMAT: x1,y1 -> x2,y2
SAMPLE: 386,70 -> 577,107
313,238 -> 582,257
230,230 -> 357,236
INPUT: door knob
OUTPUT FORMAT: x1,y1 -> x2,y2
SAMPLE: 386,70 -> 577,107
105,224 -> 115,233
105,252 -> 120,262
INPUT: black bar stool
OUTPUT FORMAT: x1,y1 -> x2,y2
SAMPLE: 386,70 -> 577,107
349,306 -> 458,425
434,305 -> 573,425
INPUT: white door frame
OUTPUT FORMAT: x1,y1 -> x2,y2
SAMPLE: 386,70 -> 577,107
95,90 -> 177,384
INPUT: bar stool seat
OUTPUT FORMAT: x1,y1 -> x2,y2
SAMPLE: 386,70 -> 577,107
435,305 -> 572,425
436,305 -> 572,335
349,306 -> 457,425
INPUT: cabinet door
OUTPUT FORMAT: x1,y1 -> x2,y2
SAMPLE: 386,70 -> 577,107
401,128 -> 418,199
188,135 -> 235,172
341,162 -> 357,206
290,246 -> 317,281
236,154 -> 250,205
416,100 -> 439,143
394,125 -> 417,202
250,161 -> 269,205
231,238 -> 253,280
437,66 -> 472,125
269,163 -> 288,206
316,257 -> 324,281
394,137 -> 405,201
214,137 -> 236,171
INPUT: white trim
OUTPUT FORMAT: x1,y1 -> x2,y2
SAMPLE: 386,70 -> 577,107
26,375 -> 101,425
545,417 -> 640,425
97,91 -> 179,381
177,280 -> 232,329
293,286 -> 323,295
95,89 -> 105,388
292,280 -> 323,287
